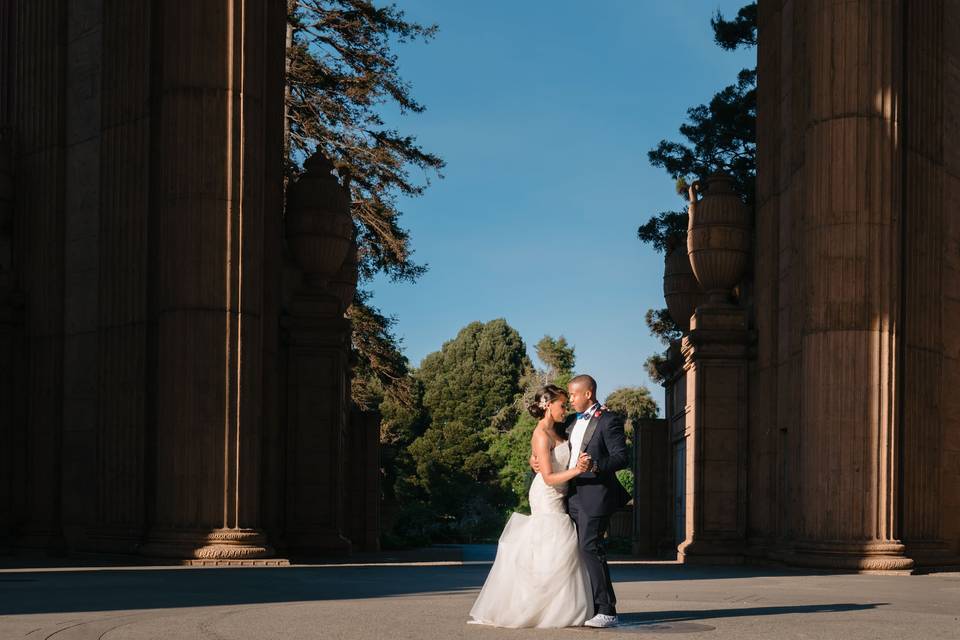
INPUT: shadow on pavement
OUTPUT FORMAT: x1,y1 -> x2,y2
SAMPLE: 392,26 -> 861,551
618,602 -> 887,626
0,555 -> 872,617
0,564 -> 490,615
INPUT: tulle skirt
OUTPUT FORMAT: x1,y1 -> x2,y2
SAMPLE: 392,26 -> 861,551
468,511 -> 592,628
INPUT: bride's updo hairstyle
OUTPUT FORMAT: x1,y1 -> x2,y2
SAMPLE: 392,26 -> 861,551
527,384 -> 567,419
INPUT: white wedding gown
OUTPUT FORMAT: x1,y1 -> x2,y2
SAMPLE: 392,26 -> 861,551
468,442 -> 592,628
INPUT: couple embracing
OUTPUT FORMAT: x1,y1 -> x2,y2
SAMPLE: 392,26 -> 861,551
469,375 -> 630,629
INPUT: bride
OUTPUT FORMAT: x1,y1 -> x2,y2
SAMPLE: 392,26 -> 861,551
468,384 -> 593,628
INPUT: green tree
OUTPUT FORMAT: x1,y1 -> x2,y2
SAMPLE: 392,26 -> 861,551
406,320 -> 534,539
535,335 -> 576,385
604,386 -> 659,423
417,320 -> 533,429
285,1 -> 445,406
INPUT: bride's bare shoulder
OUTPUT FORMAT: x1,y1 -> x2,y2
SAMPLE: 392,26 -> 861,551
530,425 -> 553,449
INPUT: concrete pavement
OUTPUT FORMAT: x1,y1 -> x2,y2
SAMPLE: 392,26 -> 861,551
1,551 -> 959,639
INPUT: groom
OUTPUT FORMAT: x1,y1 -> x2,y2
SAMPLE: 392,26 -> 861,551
532,374 -> 630,628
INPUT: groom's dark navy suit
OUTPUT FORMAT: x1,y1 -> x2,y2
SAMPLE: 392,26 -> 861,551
565,405 -> 630,617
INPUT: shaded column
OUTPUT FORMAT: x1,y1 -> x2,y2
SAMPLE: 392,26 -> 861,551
282,153 -> 356,555
87,0 -> 152,554
631,417 -> 669,556
935,0 -> 960,561
0,1 -> 16,552
60,0 -> 103,550
14,0 -> 67,551
0,126 -> 22,553
347,408 -> 381,553
899,0 -> 957,567
141,0 -> 281,559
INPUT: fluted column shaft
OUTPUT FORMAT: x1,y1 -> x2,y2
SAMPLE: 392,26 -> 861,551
789,0 -> 912,570
144,0 -> 277,559
13,0 -> 66,550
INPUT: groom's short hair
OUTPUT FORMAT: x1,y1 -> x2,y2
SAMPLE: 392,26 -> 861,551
570,374 -> 598,398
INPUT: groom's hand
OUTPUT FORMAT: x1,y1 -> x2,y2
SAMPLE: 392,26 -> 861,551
529,454 -> 540,474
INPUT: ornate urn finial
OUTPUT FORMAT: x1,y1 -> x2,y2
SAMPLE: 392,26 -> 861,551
285,151 -> 354,290
686,173 -> 751,305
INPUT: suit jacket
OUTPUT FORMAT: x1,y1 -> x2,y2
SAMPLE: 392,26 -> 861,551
565,406 -> 631,518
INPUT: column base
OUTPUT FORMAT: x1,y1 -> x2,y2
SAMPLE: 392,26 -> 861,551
677,538 -> 744,565
782,540 -> 915,573
140,527 -> 274,560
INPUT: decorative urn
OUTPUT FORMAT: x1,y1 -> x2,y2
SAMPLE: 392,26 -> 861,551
686,173 -> 751,304
663,233 -> 704,332
328,242 -> 359,312
285,152 -> 354,288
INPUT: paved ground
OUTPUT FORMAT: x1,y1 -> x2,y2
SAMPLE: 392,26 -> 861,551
2,549 -> 959,639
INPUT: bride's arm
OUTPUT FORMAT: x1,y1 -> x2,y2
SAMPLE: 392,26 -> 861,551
531,431 -> 589,486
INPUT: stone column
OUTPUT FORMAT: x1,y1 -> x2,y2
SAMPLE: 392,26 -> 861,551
60,0 -> 103,550
631,417 -> 668,556
0,125 -> 21,553
347,408 -> 381,553
748,0 -> 783,557
940,0 -> 960,561
678,307 -> 750,564
282,153 -> 356,555
14,0 -> 67,551
141,0 -> 280,560
899,0 -> 956,568
786,0 -> 912,572
85,0 -> 153,555
0,0 -> 14,551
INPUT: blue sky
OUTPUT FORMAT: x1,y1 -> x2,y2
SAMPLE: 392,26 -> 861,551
369,1 -> 755,411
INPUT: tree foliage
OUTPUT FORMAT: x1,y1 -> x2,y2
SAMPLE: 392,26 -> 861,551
711,3 -> 758,50
604,386 -> 659,423
285,1 -> 444,406
417,320 -> 533,429
535,335 -> 576,386
638,2 -> 757,253
348,290 -> 411,410
403,320 -> 534,539
645,308 -> 682,347
638,3 -> 757,376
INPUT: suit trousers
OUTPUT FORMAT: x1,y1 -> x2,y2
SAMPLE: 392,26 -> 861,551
568,501 -> 616,616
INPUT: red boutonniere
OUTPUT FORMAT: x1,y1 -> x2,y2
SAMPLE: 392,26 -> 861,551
594,410 -> 603,418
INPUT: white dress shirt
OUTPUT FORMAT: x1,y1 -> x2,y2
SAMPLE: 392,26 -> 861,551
567,402 -> 600,469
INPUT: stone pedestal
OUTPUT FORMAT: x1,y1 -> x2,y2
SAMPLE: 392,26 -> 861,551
347,408 -> 381,553
632,417 -> 669,557
677,306 -> 750,564
282,292 -> 353,556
